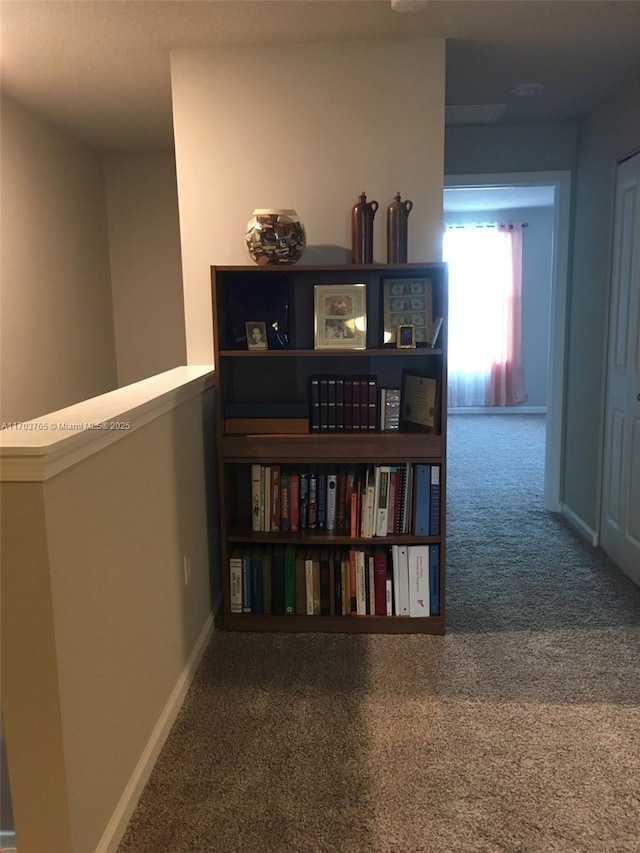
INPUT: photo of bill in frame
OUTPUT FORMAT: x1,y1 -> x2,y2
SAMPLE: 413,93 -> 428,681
245,321 -> 268,350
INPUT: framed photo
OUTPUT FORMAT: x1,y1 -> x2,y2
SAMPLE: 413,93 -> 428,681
245,321 -> 268,350
382,277 -> 433,346
397,324 -> 416,349
314,284 -> 367,350
400,370 -> 439,432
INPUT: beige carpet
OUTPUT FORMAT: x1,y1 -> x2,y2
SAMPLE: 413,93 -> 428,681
118,415 -> 640,852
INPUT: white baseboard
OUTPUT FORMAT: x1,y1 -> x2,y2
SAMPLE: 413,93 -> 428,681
560,503 -> 600,546
95,595 -> 221,853
448,407 -> 547,415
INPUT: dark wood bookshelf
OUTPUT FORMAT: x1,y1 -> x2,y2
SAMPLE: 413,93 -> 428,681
212,262 -> 448,635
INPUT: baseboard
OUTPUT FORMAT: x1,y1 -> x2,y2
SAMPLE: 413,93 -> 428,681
560,503 -> 599,546
94,595 -> 221,853
448,407 -> 547,415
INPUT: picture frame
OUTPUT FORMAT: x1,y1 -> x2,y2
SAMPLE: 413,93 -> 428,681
397,324 -> 416,349
400,370 -> 439,432
245,321 -> 268,350
314,284 -> 367,350
382,277 -> 433,346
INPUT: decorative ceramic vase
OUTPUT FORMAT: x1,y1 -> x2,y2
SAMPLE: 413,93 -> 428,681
351,192 -> 379,264
387,192 -> 413,263
245,209 -> 306,265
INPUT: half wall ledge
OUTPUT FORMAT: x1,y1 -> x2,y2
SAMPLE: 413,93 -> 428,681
0,366 -> 215,482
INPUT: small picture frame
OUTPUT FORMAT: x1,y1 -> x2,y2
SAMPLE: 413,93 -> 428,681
397,324 -> 416,349
314,284 -> 367,350
245,321 -> 268,350
400,370 -> 439,432
382,277 -> 433,346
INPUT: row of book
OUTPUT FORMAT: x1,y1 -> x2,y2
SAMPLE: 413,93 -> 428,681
251,462 -> 441,537
230,543 -> 440,617
310,375 -> 400,432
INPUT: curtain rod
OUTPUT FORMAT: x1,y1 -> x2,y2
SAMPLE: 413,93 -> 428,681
445,222 -> 529,229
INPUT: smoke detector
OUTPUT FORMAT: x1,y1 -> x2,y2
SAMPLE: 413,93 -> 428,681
510,82 -> 544,98
391,0 -> 429,11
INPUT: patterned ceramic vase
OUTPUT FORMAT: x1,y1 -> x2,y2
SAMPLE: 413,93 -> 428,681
245,209 -> 306,265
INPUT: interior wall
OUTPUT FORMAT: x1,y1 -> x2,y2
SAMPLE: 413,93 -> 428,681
170,39 -> 446,364
1,387 -> 217,853
445,121 -> 578,175
563,71 -> 640,531
0,94 -> 117,423
444,205 -> 554,408
103,153 -> 187,387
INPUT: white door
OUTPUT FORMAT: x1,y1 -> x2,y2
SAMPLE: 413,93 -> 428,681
601,152 -> 640,583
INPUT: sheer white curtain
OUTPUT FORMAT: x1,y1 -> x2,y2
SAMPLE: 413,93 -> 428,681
443,223 -> 528,408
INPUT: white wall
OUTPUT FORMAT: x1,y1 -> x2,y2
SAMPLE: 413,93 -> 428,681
1,374 -> 217,853
103,153 -> 187,387
444,206 -> 554,408
563,72 -> 640,531
170,39 -> 446,364
0,94 -> 117,423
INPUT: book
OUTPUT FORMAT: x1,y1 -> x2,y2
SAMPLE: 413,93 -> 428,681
305,548 -> 315,616
241,547 -> 252,613
308,469 -> 317,529
311,549 -> 321,616
413,463 -> 431,536
280,467 -> 290,533
326,471 -> 338,532
373,548 -> 388,616
261,548 -> 272,615
427,315 -> 444,348
271,546 -> 285,616
251,463 -> 262,532
355,549 -> 367,615
317,471 -> 327,530
319,549 -> 331,616
299,471 -> 309,530
310,377 -> 320,432
250,546 -> 264,614
392,544 -> 410,616
407,544 -> 430,617
429,545 -> 440,616
270,465 -> 281,532
430,464 -> 441,536
289,470 -> 300,532
229,548 -> 243,614
374,465 -> 391,537
295,547 -> 306,615
284,545 -> 296,615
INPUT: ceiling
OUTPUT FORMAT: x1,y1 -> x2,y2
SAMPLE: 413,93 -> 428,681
444,185 -> 555,212
1,0 -> 640,151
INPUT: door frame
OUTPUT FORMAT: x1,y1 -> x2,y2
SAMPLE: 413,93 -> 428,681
444,170 -> 572,513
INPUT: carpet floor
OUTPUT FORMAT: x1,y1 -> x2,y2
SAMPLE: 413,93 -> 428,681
117,414 -> 640,853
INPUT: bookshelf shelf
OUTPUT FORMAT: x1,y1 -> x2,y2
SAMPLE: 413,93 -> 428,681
212,262 -> 448,634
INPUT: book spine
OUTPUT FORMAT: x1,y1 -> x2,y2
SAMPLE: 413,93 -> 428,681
413,463 -> 431,536
251,463 -> 262,532
299,471 -> 309,530
407,545 -> 430,617
430,464 -> 441,536
367,376 -> 377,431
373,549 -> 388,616
349,549 -> 358,614
280,468 -> 290,533
375,466 -> 390,537
284,546 -> 296,615
326,471 -> 338,532
229,550 -> 243,614
289,471 -> 300,533
429,544 -> 440,616
242,549 -> 252,613
335,378 -> 345,431
319,550 -> 331,616
305,550 -> 315,616
327,378 -> 337,431
317,471 -> 327,530
295,548 -> 306,615
355,550 -> 367,615
250,550 -> 264,614
308,470 -> 317,529
319,378 -> 329,432
270,465 -> 281,533
310,376 -> 320,432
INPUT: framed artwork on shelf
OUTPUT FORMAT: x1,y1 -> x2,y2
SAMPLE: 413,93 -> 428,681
400,370 -> 439,432
382,277 -> 433,346
314,283 -> 367,350
397,324 -> 416,349
246,321 -> 268,350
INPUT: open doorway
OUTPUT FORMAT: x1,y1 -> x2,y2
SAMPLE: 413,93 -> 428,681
444,171 -> 572,513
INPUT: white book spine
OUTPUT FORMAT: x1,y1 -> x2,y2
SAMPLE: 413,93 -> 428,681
397,544 -> 410,616
326,471 -> 338,532
230,554 -> 243,614
356,550 -> 367,615
408,545 -> 430,617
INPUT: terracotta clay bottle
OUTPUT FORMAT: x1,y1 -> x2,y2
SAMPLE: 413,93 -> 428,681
387,192 -> 413,263
351,192 -> 379,264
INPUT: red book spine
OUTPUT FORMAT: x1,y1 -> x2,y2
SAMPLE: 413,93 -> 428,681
373,549 -> 388,616
289,472 -> 300,532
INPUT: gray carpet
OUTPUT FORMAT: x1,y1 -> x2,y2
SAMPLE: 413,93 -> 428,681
118,414 -> 640,853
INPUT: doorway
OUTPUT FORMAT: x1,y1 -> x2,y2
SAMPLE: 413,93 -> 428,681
444,171 -> 572,513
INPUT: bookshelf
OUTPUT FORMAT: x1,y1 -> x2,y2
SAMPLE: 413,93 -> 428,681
212,263 -> 447,634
